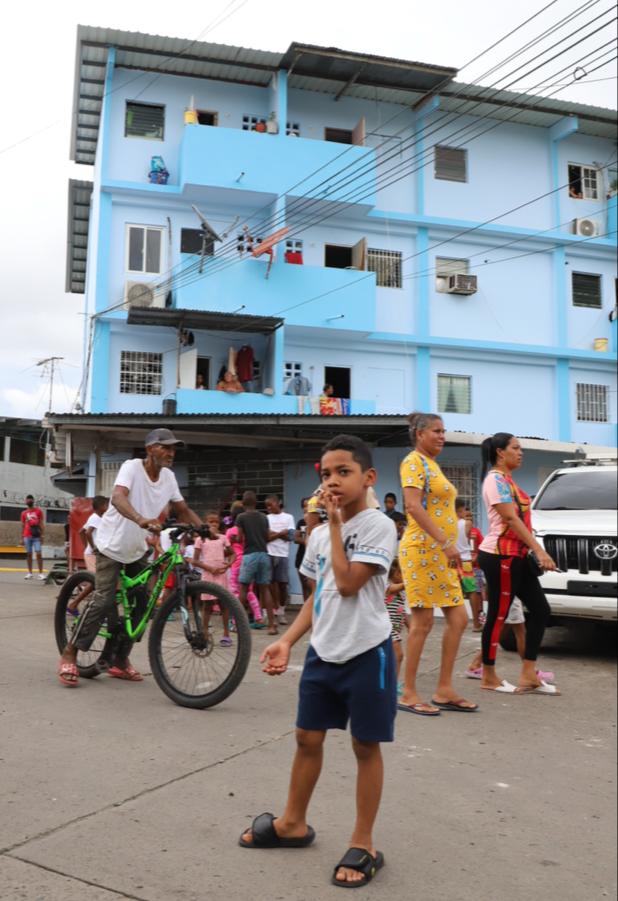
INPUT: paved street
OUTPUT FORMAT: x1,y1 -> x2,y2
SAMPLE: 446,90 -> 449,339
0,568 -> 616,901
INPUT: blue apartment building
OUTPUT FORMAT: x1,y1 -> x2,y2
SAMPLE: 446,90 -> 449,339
51,25 -> 617,559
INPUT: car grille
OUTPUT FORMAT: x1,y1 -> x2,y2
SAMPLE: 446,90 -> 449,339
543,535 -> 618,577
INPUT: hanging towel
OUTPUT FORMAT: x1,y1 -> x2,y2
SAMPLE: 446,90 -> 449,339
236,345 -> 254,383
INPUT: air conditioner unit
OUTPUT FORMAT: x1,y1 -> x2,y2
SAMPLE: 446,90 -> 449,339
124,280 -> 165,309
573,217 -> 601,238
446,274 -> 478,295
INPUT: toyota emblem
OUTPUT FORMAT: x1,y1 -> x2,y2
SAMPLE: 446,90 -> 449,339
593,542 -> 618,561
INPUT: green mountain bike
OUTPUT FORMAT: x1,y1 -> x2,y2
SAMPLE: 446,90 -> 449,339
54,525 -> 251,709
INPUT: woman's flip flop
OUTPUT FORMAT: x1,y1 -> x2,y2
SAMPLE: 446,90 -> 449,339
431,698 -> 479,712
397,702 -> 441,717
515,681 -> 561,695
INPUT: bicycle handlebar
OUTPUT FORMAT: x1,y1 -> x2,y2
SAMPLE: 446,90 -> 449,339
165,523 -> 212,542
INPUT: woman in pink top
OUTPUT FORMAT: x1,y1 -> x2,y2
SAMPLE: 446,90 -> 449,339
477,433 -> 559,696
193,512 -> 236,646
226,503 -> 263,627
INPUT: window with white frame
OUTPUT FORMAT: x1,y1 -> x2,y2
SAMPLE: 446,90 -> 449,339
568,163 -> 599,200
284,361 -> 302,381
367,248 -> 402,288
285,240 -> 303,252
125,102 -> 164,140
435,145 -> 467,182
120,351 -> 163,395
242,114 -> 266,131
572,272 -> 602,308
438,374 -> 472,414
576,383 -> 609,422
435,257 -> 470,292
286,121 -> 301,136
126,225 -> 164,274
442,464 -> 480,520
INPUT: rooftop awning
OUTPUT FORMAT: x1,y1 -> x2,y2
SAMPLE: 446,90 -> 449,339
126,306 -> 283,334
65,179 -> 93,294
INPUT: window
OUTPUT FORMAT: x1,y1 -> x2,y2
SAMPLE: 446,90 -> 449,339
120,351 -> 163,395
285,240 -> 303,252
197,110 -> 217,126
127,226 -> 163,274
180,228 -> 214,256
435,257 -> 470,292
325,127 -> 353,144
435,145 -> 467,182
9,438 -> 44,466
572,272 -> 602,308
0,505 -> 25,522
286,121 -> 300,136
284,361 -> 302,381
568,163 -> 599,200
196,357 -> 211,389
437,374 -> 471,414
125,102 -> 164,140
368,249 -> 402,288
576,383 -> 609,422
242,115 -> 266,131
236,232 -> 263,254
442,464 -> 480,520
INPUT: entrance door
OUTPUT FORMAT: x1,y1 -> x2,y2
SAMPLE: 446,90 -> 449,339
324,366 -> 351,399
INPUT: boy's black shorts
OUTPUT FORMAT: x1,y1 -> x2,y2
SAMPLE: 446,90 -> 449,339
296,638 -> 397,742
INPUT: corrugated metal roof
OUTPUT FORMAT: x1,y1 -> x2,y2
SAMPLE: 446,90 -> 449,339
126,307 -> 283,333
71,25 -> 617,165
65,179 -> 93,294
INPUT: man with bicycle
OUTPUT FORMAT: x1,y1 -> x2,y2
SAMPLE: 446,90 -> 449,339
57,429 -> 203,687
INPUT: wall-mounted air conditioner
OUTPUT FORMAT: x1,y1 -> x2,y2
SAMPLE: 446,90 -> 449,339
124,280 -> 165,309
572,217 -> 601,238
446,274 -> 478,295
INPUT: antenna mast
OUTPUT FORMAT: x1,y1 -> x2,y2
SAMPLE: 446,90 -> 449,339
36,356 -> 64,412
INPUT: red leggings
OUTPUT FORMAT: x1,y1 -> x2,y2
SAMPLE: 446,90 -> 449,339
478,551 -> 550,666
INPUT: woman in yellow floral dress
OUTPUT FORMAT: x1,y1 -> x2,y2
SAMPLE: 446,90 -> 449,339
398,412 -> 478,716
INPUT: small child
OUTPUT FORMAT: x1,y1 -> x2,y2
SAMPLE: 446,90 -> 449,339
79,495 -> 109,573
385,560 -> 407,684
239,434 -> 398,889
455,498 -> 483,632
193,512 -> 236,646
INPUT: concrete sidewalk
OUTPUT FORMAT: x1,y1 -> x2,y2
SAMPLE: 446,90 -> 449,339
0,571 -> 615,900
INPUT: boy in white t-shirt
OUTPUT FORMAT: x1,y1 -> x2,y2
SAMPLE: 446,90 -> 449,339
79,495 -> 109,573
239,435 -> 397,889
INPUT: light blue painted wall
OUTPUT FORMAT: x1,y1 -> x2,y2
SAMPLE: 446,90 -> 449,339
566,252 -> 617,349
569,363 -> 618,446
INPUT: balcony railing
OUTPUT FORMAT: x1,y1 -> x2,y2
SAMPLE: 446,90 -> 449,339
176,388 -> 375,415
178,125 -> 377,206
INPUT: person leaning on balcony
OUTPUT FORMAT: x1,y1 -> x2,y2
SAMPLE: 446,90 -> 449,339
216,370 -> 244,393
397,412 -> 478,717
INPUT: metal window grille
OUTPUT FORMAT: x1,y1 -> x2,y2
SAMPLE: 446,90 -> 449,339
576,383 -> 609,422
442,464 -> 480,521
125,102 -> 164,140
286,121 -> 301,136
242,115 -> 266,131
434,145 -> 467,182
119,351 -> 163,395
572,272 -> 602,308
367,248 -> 402,288
284,362 -> 302,380
437,374 -> 472,414
99,462 -> 122,497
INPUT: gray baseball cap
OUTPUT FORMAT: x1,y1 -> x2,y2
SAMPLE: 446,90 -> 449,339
144,428 -> 184,447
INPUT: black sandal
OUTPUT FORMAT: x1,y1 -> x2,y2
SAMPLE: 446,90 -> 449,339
332,848 -> 385,888
238,812 -> 316,849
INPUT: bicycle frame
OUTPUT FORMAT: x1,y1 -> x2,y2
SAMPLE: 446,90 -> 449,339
98,543 -> 187,642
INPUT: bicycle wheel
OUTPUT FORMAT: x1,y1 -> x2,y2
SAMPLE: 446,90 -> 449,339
148,580 -> 251,709
54,571 -> 114,678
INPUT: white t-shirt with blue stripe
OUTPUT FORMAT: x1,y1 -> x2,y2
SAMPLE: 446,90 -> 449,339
300,508 -> 397,664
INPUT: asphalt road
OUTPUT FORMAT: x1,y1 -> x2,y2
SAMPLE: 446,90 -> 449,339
0,568 -> 616,901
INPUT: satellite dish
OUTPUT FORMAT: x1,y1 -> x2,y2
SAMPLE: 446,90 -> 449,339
191,205 -> 222,272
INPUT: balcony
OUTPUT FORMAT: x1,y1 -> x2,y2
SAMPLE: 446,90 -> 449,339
175,257 -> 377,332
176,388 -> 376,415
178,125 -> 377,207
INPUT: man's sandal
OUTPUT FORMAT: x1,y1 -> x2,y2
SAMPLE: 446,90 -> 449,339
332,848 -> 385,888
238,813 -> 316,849
57,660 -> 79,687
107,665 -> 144,682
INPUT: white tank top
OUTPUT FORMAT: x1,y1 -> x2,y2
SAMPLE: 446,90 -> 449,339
456,519 -> 472,561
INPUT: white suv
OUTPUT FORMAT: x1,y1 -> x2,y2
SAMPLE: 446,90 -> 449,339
532,460 -> 617,624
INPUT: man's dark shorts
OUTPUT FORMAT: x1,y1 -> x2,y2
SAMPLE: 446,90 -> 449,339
296,638 -> 397,743
270,555 -> 289,583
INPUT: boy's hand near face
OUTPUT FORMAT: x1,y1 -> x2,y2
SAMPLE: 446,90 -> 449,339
322,490 -> 343,526
261,640 -> 291,675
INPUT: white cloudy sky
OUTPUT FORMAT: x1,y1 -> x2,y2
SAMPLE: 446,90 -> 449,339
1,0 -> 616,419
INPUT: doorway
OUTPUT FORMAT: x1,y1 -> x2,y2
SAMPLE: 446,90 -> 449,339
197,110 -> 218,126
324,366 -> 351,399
196,356 -> 211,389
324,244 -> 353,269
